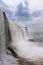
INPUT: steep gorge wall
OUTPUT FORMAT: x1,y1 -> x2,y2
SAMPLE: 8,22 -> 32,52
0,9 -> 12,64
3,12 -> 12,49
0,9 -> 6,62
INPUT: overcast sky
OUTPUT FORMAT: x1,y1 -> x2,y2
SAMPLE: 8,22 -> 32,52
0,0 -> 43,31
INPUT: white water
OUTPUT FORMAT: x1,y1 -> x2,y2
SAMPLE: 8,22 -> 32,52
9,22 -> 43,62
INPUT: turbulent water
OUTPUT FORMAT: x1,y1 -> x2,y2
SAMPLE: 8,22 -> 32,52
9,21 -> 43,65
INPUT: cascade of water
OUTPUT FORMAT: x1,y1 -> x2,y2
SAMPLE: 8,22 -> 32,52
9,21 -> 43,64
9,22 -> 28,43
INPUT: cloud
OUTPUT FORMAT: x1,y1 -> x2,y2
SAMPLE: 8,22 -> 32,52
2,0 -> 25,12
0,0 -> 16,21
24,0 -> 29,9
2,0 -> 43,13
15,0 -> 31,21
28,16 -> 43,33
32,10 -> 43,19
0,0 -> 31,21
0,0 -> 8,10
0,0 -> 32,21
0,0 -> 43,26
29,0 -> 43,13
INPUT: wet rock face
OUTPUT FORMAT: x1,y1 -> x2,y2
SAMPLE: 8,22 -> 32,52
3,12 -> 12,49
3,12 -> 18,58
0,9 -> 18,65
0,8 -> 18,61
0,8 -> 6,61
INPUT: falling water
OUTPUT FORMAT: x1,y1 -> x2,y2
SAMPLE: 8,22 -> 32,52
9,22 -> 28,43
9,21 -> 43,65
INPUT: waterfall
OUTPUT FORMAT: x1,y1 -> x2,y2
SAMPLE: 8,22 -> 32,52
9,21 -> 43,63
9,22 -> 28,43
0,9 -> 12,64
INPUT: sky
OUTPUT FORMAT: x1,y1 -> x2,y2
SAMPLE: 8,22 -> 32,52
0,0 -> 43,32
